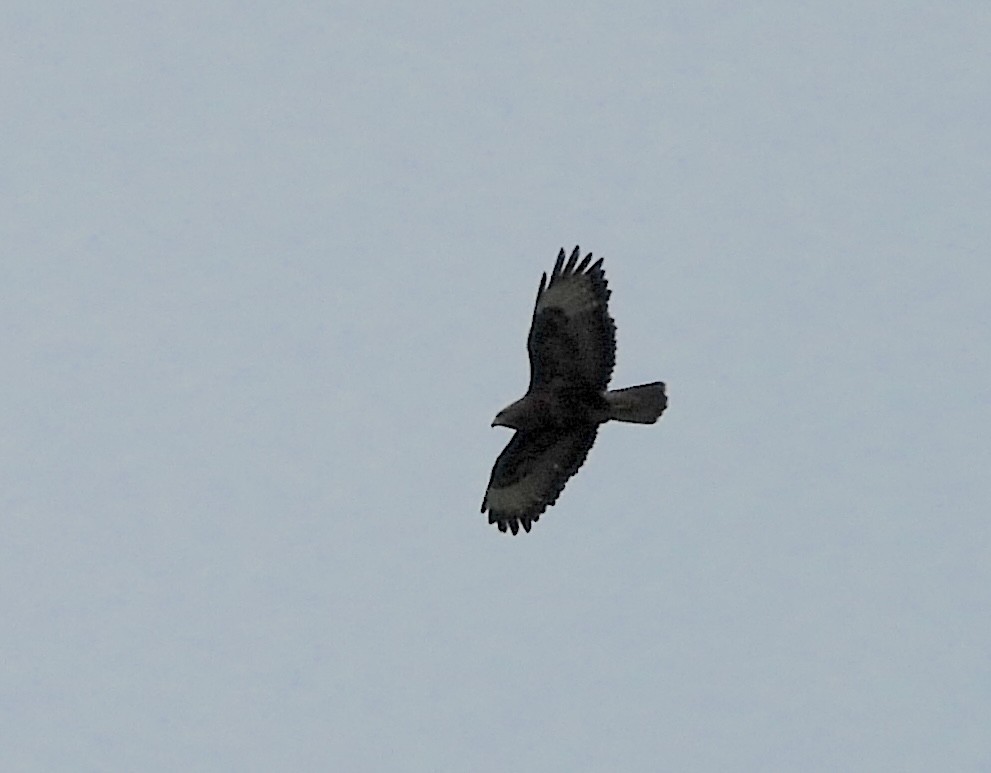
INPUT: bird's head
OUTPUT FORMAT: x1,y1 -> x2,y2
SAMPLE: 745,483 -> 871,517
491,408 -> 512,428
491,397 -> 531,429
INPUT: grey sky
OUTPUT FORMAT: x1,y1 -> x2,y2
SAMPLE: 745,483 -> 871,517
3,3 -> 989,771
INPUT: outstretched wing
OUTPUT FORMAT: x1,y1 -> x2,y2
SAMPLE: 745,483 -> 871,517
527,247 -> 616,392
481,424 -> 598,535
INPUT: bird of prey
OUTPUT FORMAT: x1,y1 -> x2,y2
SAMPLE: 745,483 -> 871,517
481,247 -> 667,534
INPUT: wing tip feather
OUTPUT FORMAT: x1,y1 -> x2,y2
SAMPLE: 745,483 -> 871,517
549,246 -> 606,283
488,514 -> 539,535
535,272 -> 548,303
564,246 -> 580,274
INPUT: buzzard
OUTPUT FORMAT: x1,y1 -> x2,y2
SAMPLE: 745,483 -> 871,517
481,247 -> 667,534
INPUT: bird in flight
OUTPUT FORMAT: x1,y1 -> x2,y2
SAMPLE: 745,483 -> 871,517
482,247 -> 667,534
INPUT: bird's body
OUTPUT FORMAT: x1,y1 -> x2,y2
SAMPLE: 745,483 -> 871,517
481,247 -> 667,534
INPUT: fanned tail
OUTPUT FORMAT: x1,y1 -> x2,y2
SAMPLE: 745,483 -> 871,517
605,382 -> 667,424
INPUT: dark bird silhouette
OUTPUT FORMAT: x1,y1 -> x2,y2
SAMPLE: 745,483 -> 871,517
482,247 -> 667,534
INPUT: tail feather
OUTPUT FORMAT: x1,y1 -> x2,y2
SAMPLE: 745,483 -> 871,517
605,382 -> 667,424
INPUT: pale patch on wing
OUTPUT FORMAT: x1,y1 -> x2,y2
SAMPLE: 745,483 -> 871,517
533,264 -> 616,391
482,457 -> 560,516
537,275 -> 602,318
482,427 -> 598,534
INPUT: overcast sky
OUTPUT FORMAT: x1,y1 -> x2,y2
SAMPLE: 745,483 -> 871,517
3,3 -> 990,771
